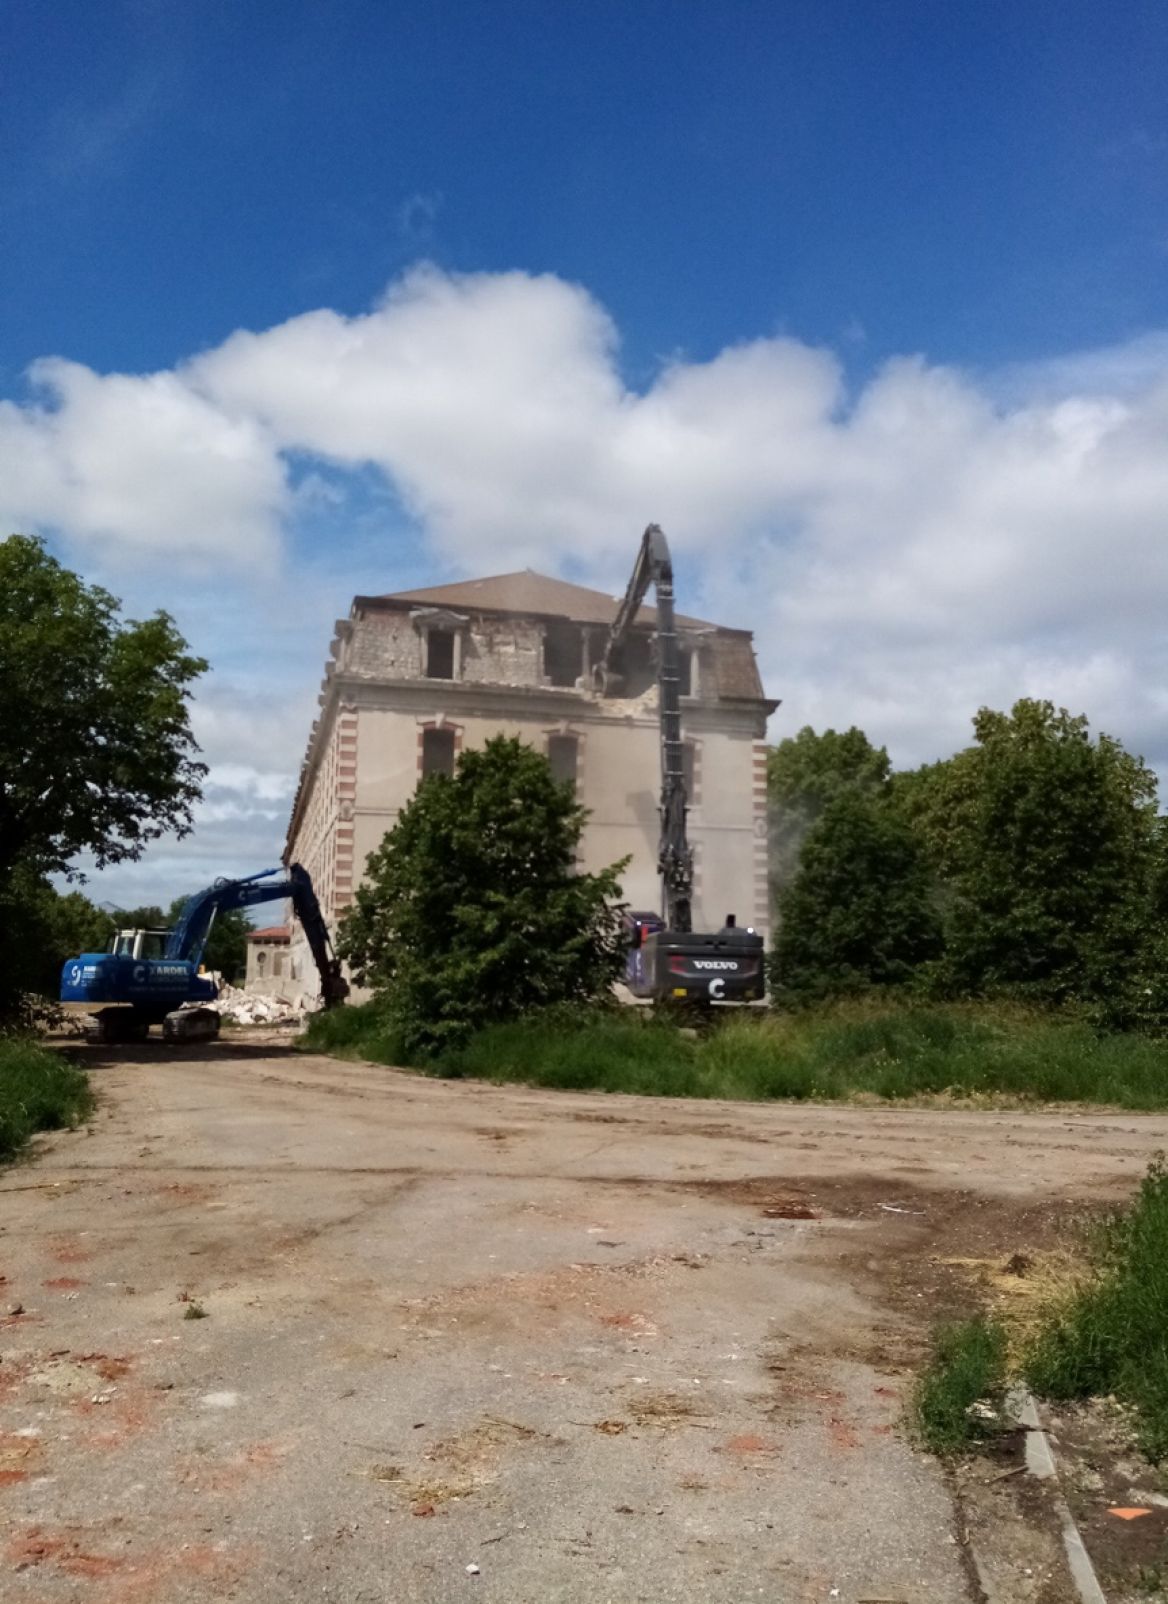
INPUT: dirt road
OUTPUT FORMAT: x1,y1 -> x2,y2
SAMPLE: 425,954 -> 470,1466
3,1040 -> 1166,1603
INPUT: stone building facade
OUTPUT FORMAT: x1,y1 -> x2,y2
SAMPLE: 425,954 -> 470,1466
283,571 -> 776,995
244,925 -> 293,996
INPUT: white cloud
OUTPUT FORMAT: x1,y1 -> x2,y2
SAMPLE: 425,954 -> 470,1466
11,264 -> 1168,906
0,358 -> 287,570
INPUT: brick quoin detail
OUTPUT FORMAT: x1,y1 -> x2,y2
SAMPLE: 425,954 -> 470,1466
334,712 -> 359,911
751,740 -> 770,932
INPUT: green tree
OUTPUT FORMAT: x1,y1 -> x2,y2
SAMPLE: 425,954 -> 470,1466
0,869 -> 116,1008
771,789 -> 941,1002
339,735 -> 628,1056
0,535 -> 207,1022
117,905 -> 168,931
47,888 -> 116,972
766,726 -> 891,894
0,536 -> 207,884
900,700 -> 1168,1023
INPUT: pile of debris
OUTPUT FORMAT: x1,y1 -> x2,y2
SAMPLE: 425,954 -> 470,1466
210,984 -> 312,1027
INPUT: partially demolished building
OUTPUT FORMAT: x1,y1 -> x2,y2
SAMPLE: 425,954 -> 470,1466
283,571 -> 776,991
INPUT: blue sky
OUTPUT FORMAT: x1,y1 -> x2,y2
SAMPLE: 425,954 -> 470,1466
3,0 -> 1168,906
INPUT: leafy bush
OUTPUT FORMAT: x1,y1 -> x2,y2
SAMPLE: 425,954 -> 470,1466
1026,1158 -> 1168,1460
767,724 -> 891,895
0,1039 -> 93,1161
301,1000 -> 407,1063
897,700 -> 1168,1027
914,1316 -> 1008,1454
767,705 -> 1168,1028
770,790 -> 941,1003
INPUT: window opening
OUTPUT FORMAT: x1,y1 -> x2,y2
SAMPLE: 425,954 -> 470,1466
620,632 -> 656,697
422,726 -> 456,779
544,622 -> 582,688
426,630 -> 455,679
681,742 -> 696,801
547,734 -> 579,792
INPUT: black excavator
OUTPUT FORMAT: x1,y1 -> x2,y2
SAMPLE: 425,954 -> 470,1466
596,524 -> 766,1004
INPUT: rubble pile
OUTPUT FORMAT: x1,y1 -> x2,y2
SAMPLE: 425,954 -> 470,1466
210,984 -> 311,1027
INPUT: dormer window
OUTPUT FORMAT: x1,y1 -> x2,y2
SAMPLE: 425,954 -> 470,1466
544,622 -> 584,688
411,606 -> 467,680
426,630 -> 455,679
678,630 -> 713,698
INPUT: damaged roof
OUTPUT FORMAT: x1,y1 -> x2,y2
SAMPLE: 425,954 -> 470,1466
376,569 -> 724,632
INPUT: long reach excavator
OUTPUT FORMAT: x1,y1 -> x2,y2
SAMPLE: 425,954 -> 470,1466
599,524 -> 766,1004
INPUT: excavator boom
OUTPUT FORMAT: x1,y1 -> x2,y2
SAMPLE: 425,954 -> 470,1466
596,525 -> 693,932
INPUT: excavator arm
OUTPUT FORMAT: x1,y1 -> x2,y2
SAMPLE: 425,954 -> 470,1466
595,524 -> 693,933
167,864 -> 348,1007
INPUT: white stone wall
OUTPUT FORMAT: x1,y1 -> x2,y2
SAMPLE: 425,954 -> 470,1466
245,939 -> 295,998
341,608 -> 550,689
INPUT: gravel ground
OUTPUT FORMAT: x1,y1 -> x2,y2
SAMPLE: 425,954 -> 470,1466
3,1036 -> 1166,1603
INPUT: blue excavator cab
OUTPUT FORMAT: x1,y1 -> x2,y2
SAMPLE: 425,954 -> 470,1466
60,864 -> 346,1042
60,931 -> 216,1024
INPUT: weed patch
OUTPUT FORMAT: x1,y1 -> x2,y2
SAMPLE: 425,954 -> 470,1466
1026,1159 -> 1168,1460
0,1038 -> 92,1162
913,1315 -> 1008,1454
302,1000 -> 401,1059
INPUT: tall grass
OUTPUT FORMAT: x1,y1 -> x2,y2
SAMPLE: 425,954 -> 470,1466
1026,1159 -> 1168,1460
303,997 -> 1168,1110
0,1038 -> 93,1161
914,1315 -> 1009,1454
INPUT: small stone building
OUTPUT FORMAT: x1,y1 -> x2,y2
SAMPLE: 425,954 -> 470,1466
283,571 -> 776,997
244,925 -> 294,996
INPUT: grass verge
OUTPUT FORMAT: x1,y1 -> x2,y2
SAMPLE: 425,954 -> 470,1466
913,1315 -> 1008,1454
302,997 -> 1168,1109
0,1037 -> 93,1162
1025,1158 -> 1168,1461
912,1159 -> 1168,1462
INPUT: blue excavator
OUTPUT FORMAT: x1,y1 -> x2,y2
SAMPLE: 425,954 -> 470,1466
60,864 -> 348,1042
